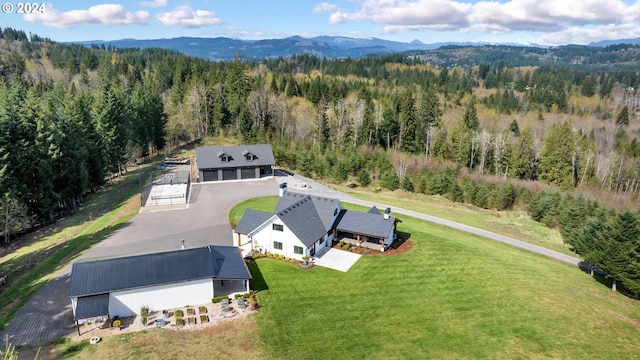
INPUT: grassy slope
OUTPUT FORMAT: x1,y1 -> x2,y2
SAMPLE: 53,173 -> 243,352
254,217 -> 640,359
234,196 -> 640,359
340,187 -> 572,256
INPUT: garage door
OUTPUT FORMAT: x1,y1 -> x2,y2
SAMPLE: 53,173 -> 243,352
223,169 -> 237,180
202,170 -> 217,182
241,168 -> 256,179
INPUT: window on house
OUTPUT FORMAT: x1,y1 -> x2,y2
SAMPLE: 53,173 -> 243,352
221,155 -> 229,162
272,224 -> 283,231
274,241 -> 283,250
245,154 -> 254,161
294,246 -> 304,255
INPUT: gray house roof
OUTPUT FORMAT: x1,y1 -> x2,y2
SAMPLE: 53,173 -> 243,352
275,192 -> 340,230
235,209 -> 273,235
68,246 -> 251,298
367,206 -> 381,215
335,210 -> 396,239
196,144 -> 275,170
276,196 -> 328,247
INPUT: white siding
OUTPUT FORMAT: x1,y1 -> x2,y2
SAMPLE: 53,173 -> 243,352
251,217 -> 308,260
109,278 -> 214,318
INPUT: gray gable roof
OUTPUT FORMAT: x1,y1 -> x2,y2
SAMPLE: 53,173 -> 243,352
275,191 -> 339,230
196,144 -> 274,170
235,209 -> 273,235
367,206 -> 381,215
335,210 -> 395,239
276,196 -> 327,247
69,246 -> 251,298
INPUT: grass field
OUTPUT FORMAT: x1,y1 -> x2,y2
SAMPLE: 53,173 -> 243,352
234,196 -> 640,359
340,187 -> 572,256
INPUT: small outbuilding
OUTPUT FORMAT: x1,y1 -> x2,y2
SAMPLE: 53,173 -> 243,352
68,245 -> 252,331
196,144 -> 274,182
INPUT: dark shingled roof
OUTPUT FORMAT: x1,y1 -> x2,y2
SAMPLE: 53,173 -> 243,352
367,206 -> 381,215
276,196 -> 327,247
196,144 -> 274,170
74,294 -> 110,319
275,191 -> 339,230
68,246 -> 251,298
235,209 -> 273,235
335,209 -> 395,239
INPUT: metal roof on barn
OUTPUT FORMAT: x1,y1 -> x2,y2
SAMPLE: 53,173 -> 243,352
196,144 -> 274,170
68,245 -> 251,298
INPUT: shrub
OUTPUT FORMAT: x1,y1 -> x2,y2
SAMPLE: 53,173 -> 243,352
212,296 -> 229,303
235,293 -> 250,299
345,243 -> 352,250
338,240 -> 344,247
381,171 -> 400,191
174,309 -> 184,317
140,305 -> 149,325
357,169 -> 371,187
112,319 -> 122,328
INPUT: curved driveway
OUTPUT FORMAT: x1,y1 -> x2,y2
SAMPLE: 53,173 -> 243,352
2,175 -> 581,346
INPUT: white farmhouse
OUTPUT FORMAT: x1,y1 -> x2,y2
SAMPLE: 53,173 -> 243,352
233,184 -> 399,260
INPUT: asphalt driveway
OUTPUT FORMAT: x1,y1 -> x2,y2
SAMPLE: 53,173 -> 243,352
1,178 -> 279,346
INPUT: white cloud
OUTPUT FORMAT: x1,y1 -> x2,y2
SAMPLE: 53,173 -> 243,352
325,0 -> 472,31
321,0 -> 640,42
471,0 -> 629,33
157,5 -> 224,28
23,4 -> 149,28
139,0 -> 167,8
538,23 -> 640,45
314,2 -> 338,14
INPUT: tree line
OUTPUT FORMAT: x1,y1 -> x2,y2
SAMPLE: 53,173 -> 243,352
1,28 -> 640,294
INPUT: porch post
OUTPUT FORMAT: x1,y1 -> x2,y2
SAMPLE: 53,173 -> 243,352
237,233 -> 241,246
380,238 -> 385,252
76,319 -> 80,336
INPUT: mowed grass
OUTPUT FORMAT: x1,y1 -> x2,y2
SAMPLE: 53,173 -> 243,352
341,188 -> 571,256
231,197 -> 640,359
17,317 -> 266,360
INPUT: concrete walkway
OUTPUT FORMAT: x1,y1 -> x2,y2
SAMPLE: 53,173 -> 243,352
313,248 -> 361,272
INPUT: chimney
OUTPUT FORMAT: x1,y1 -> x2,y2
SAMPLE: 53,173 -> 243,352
181,239 -> 185,249
279,182 -> 288,197
384,208 -> 391,220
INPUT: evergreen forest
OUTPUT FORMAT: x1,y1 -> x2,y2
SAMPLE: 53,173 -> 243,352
1,27 -> 640,296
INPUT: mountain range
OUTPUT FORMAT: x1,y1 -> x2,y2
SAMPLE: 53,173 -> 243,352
74,35 -> 640,61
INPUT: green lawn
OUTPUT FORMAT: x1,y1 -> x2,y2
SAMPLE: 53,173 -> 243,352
232,197 -> 640,359
341,188 -> 572,256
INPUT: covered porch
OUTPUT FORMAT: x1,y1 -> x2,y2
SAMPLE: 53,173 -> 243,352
335,232 -> 388,251
213,279 -> 250,298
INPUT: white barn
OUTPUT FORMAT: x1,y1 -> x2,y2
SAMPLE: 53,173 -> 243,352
68,246 -> 252,328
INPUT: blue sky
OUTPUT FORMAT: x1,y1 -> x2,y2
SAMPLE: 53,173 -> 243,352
2,0 -> 640,45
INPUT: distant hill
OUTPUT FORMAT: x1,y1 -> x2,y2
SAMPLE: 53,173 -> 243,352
589,37 -> 640,47
73,36 -> 489,61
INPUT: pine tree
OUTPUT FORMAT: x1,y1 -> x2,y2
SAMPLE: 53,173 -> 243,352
537,122 -> 576,190
508,126 -> 536,180
616,106 -> 629,126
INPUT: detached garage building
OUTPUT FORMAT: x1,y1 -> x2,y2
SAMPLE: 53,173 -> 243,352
196,144 -> 274,182
68,246 -> 252,326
